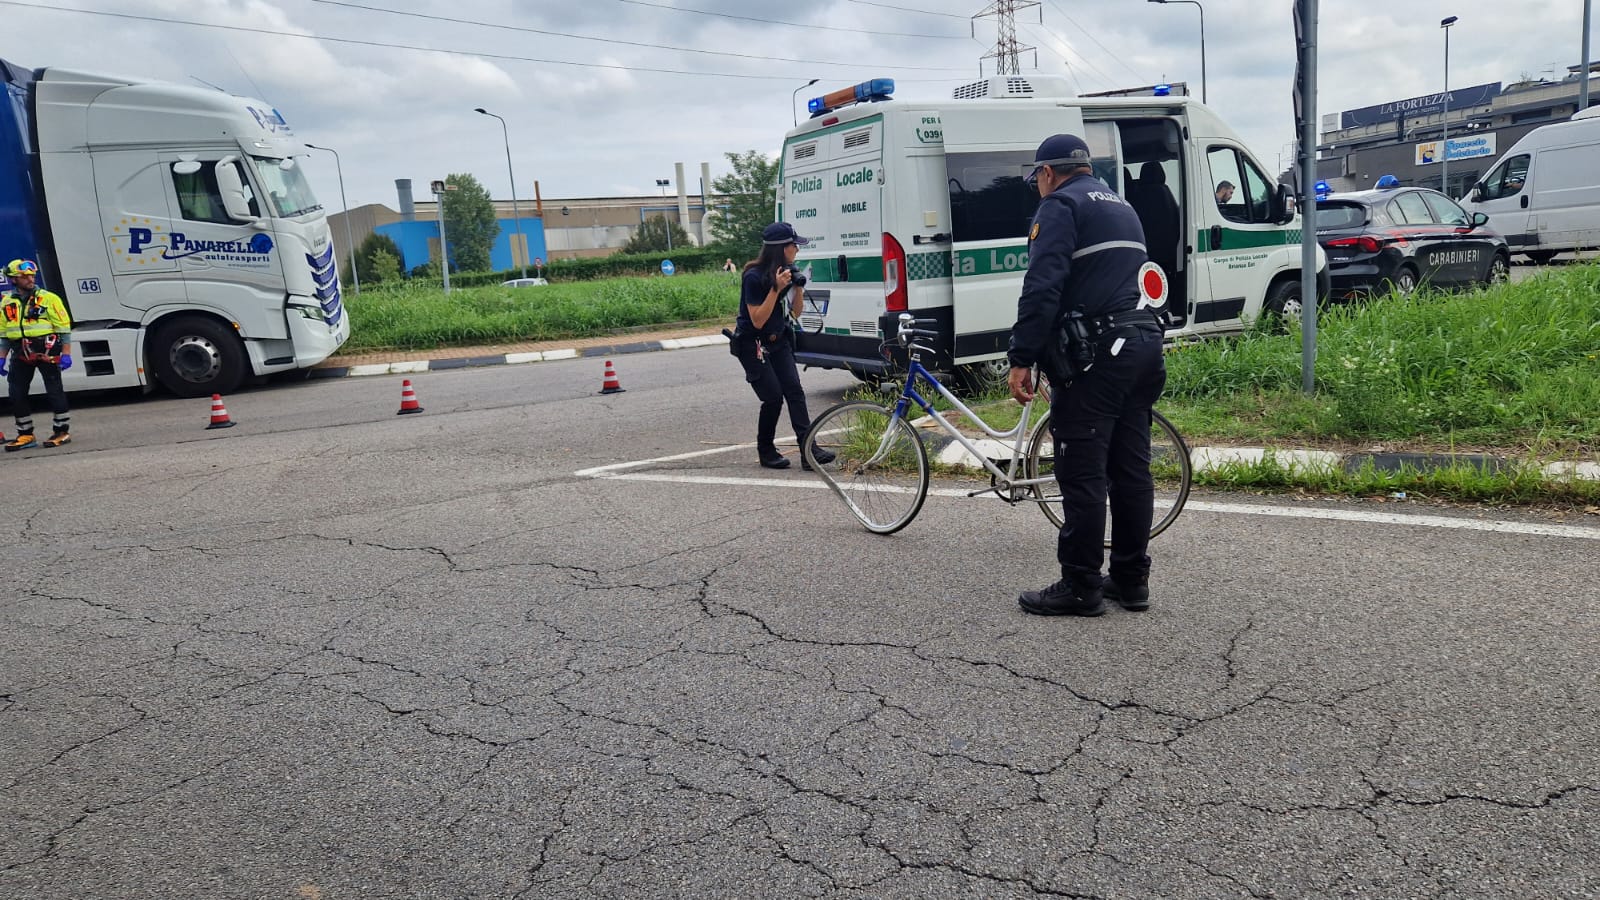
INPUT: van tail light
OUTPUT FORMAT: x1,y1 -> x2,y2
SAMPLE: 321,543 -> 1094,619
883,231 -> 908,312
1326,235 -> 1383,253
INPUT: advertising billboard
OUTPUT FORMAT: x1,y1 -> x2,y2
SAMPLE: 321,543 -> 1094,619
1414,133 -> 1497,166
1341,83 -> 1501,129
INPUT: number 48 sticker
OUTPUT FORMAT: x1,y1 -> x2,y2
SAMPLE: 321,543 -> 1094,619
77,278 -> 101,294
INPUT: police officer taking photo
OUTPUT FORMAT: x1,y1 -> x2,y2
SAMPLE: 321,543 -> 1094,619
1007,134 -> 1166,618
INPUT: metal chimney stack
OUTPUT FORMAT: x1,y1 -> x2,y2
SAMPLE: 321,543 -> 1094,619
395,178 -> 415,221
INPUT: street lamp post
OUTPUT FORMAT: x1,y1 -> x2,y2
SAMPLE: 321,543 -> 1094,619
431,179 -> 454,294
792,78 -> 819,127
1148,0 -> 1206,103
1441,16 -> 1458,196
473,107 -> 528,279
1581,0 -> 1592,111
303,143 -> 359,295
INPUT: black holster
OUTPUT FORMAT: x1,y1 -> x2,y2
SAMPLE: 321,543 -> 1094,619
1053,311 -> 1097,379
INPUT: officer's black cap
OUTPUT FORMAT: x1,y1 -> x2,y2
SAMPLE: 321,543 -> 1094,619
1027,133 -> 1092,183
762,222 -> 810,246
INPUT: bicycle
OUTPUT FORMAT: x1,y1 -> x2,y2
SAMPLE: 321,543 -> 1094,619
802,313 -> 1192,538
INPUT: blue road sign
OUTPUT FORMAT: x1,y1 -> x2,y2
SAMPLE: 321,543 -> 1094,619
661,259 -> 676,276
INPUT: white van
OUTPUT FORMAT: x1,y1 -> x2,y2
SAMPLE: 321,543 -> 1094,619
1462,106 -> 1600,263
780,75 -> 1325,386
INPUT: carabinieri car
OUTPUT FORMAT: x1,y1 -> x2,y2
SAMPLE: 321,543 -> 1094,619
1314,178 -> 1511,299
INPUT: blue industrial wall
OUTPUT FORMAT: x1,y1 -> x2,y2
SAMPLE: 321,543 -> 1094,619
375,216 -> 548,272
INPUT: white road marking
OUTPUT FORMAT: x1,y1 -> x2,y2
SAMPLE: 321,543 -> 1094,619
577,444 -> 1600,541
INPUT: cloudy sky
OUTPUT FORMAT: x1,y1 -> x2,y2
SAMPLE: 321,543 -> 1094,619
5,0 -> 1592,211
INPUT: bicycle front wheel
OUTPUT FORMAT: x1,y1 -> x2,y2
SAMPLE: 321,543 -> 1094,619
803,400 -> 930,535
1025,408 -> 1192,545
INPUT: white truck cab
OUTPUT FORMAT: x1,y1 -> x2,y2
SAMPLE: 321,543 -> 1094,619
1,60 -> 348,396
780,76 -> 1325,385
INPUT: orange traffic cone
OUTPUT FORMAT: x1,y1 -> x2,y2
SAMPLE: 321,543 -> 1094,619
397,379 -> 424,415
599,359 -> 625,394
206,394 -> 236,429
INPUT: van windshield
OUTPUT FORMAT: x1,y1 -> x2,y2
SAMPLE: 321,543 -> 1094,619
251,156 -> 322,218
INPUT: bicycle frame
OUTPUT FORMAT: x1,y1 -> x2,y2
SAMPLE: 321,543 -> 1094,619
885,359 -> 1056,502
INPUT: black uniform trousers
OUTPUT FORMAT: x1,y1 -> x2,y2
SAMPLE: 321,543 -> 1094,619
8,356 -> 70,434
742,335 -> 814,451
1049,328 -> 1166,588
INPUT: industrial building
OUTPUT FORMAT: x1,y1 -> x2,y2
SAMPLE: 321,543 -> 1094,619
328,162 -> 716,274
1318,62 -> 1599,197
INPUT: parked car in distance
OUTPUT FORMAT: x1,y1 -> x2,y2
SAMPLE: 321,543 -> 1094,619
502,277 -> 549,288
1314,180 -> 1510,299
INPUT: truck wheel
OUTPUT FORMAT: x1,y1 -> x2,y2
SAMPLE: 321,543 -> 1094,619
1525,250 -> 1559,264
149,316 -> 247,398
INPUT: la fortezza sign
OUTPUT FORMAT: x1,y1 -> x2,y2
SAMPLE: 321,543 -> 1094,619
1340,83 -> 1502,129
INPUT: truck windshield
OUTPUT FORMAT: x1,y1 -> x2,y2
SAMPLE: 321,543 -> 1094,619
251,156 -> 322,218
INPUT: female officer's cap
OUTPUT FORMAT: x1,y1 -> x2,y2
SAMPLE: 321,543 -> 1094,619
762,222 -> 810,246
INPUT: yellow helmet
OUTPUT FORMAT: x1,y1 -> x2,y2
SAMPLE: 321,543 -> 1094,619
3,259 -> 39,277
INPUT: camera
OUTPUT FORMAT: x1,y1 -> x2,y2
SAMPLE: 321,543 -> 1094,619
783,264 -> 808,289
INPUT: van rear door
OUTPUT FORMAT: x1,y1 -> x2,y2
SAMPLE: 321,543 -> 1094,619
782,116 -> 887,367
941,106 -> 1085,364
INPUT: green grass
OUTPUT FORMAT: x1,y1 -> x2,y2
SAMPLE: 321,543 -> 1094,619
342,271 -> 739,352
1194,450 -> 1600,506
1161,262 -> 1600,452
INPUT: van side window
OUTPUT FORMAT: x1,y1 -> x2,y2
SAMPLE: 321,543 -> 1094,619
947,150 -> 1036,243
1480,154 -> 1530,200
172,166 -> 233,225
1207,146 -> 1271,224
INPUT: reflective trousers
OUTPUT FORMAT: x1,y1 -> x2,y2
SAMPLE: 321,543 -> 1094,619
1049,329 -> 1167,587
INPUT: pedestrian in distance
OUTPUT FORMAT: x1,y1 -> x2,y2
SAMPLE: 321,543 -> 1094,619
0,259 -> 74,450
722,257 -> 737,275
1007,134 -> 1167,618
727,223 -> 834,471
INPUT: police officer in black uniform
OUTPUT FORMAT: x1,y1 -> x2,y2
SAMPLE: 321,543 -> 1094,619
1007,134 -> 1167,618
731,222 -> 835,471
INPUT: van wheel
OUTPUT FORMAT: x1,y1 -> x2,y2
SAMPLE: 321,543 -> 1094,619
1485,253 -> 1511,285
1262,278 -> 1303,332
1525,250 -> 1559,264
149,316 -> 247,398
954,359 -> 1010,397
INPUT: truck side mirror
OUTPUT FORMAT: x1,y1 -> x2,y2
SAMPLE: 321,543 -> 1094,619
213,158 -> 258,224
1470,184 -> 1486,202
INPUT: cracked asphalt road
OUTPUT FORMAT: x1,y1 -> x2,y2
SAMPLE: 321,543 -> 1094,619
3,348 -> 1598,899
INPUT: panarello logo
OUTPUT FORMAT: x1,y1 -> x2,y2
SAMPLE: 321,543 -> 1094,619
127,228 -> 274,260
247,106 -> 292,135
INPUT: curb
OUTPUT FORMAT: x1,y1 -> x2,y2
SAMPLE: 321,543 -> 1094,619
309,334 -> 729,380
927,434 -> 1600,482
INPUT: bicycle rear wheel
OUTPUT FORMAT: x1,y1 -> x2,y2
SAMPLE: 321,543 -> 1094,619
1025,408 -> 1192,544
803,400 -> 930,535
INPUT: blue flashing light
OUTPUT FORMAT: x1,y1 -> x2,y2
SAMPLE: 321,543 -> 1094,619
1153,83 -> 1172,97
807,78 -> 896,118
1314,180 -> 1332,200
1375,174 -> 1400,189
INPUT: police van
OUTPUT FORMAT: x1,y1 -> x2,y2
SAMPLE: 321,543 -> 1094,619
780,76 -> 1326,387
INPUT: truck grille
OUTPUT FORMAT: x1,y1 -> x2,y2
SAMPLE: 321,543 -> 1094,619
306,244 -> 344,327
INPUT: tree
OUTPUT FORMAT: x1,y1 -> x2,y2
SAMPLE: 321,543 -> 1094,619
622,215 -> 694,255
441,172 -> 499,273
709,150 -> 780,258
354,232 -> 403,285
367,249 -> 402,285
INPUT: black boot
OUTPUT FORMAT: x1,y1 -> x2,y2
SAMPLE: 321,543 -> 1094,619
1018,579 -> 1105,617
758,446 -> 790,469
1102,574 -> 1150,611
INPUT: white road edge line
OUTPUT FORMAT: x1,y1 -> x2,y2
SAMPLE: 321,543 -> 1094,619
576,444 -> 1600,541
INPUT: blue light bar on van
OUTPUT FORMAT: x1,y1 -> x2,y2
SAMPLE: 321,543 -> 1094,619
808,78 -> 896,117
